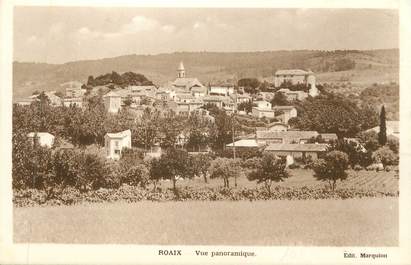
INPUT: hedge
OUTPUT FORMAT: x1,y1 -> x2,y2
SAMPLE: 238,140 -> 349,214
13,185 -> 398,207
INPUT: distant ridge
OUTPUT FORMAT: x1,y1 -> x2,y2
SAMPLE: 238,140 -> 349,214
13,49 -> 398,97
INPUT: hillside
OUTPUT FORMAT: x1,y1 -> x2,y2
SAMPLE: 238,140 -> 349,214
13,49 -> 398,98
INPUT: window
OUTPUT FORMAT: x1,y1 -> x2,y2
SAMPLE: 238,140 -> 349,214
114,150 -> 121,155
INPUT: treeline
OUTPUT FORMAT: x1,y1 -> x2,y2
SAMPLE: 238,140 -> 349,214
86,71 -> 154,87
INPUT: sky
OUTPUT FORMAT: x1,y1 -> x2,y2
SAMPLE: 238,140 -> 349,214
14,7 -> 398,64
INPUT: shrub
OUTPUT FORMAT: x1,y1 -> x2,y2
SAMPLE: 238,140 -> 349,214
372,146 -> 398,167
123,164 -> 150,188
312,151 -> 349,190
353,165 -> 363,171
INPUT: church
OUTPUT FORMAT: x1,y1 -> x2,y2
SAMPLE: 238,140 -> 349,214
170,62 -> 206,96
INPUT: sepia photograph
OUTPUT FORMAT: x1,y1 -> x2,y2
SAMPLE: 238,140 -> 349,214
1,0 -> 411,264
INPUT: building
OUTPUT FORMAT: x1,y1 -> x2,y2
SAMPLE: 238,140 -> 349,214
203,95 -> 231,108
272,106 -> 297,124
176,101 -> 203,115
61,81 -> 86,98
209,86 -> 234,96
104,129 -> 132,160
277,88 -> 308,101
252,107 -> 275,119
274,69 -> 318,97
62,97 -> 83,108
230,93 -> 252,104
226,139 -> 259,149
256,130 -> 337,145
366,121 -> 399,139
265,143 -> 328,166
27,132 -> 55,148
171,62 -> 205,92
103,91 -> 122,113
256,122 -> 289,132
254,100 -> 272,109
14,97 -> 39,106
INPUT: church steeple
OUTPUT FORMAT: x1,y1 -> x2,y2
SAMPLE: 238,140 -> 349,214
177,61 -> 185,78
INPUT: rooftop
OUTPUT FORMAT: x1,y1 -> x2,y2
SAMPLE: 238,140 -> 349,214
105,129 -> 131,138
265,143 -> 328,152
275,69 -> 313,76
256,130 -> 319,140
226,139 -> 258,148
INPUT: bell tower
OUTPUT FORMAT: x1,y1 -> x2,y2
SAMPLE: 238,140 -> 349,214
177,61 -> 185,78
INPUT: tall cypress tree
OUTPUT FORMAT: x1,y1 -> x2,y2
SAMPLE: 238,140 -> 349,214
378,105 -> 387,145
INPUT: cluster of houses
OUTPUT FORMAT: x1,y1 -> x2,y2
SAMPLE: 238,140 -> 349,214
18,62 -> 399,166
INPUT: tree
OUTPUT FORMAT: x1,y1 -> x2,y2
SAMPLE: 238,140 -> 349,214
271,92 -> 289,106
328,139 -> 372,168
372,146 -> 397,168
357,130 -> 379,153
311,150 -> 349,191
190,154 -> 213,183
157,148 -> 192,195
208,157 -> 241,188
123,164 -> 150,188
248,153 -> 289,195
237,101 -> 253,113
378,105 -> 387,146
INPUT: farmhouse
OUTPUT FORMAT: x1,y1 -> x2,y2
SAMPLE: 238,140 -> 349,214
103,91 -> 122,113
203,95 -> 230,108
256,130 -> 319,145
265,143 -> 328,166
104,129 -> 132,160
230,93 -> 252,104
27,132 -> 55,148
14,97 -> 39,106
277,88 -> 308,101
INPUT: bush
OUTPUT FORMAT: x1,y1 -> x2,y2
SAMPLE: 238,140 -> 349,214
372,146 -> 398,167
353,165 -> 363,171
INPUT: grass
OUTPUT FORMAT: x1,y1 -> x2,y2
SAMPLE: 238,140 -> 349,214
14,197 -> 398,246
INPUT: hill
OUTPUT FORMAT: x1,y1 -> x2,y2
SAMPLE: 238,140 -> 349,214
13,49 -> 398,98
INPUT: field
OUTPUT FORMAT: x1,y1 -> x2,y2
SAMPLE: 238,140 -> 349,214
14,198 -> 398,246
158,169 -> 399,194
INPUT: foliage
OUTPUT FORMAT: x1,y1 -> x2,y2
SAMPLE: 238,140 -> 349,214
372,146 -> 398,167
248,153 -> 289,194
209,157 -> 242,188
311,151 -> 349,190
237,101 -> 253,113
271,92 -> 289,106
87,71 -> 153,87
357,131 -> 379,153
238,78 -> 261,94
190,154 -> 213,183
290,93 -> 378,138
123,164 -> 150,188
378,105 -> 387,145
328,139 -> 372,168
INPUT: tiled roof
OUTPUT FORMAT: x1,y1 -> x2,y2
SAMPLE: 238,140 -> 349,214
256,130 -> 319,139
320,133 -> 338,140
172,78 -> 204,88
226,139 -> 258,147
105,129 -> 131,138
265,143 -> 328,152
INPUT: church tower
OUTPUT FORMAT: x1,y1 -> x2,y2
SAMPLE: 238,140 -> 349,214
177,61 -> 185,78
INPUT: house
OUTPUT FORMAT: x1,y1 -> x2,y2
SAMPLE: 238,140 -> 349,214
191,86 -> 207,98
209,86 -> 234,96
230,93 -> 252,104
259,92 -> 275,101
27,132 -> 55,148
203,95 -> 231,108
176,101 -> 203,115
62,97 -> 83,108
366,121 -> 399,139
104,129 -> 132,160
252,107 -> 275,119
254,100 -> 272,109
226,139 -> 259,149
256,122 -> 289,132
256,130 -> 319,145
103,91 -> 122,113
277,88 -> 308,101
272,106 -> 297,124
61,81 -> 86,98
175,93 -> 196,103
265,143 -> 328,166
274,69 -> 318,97
14,97 -> 39,106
